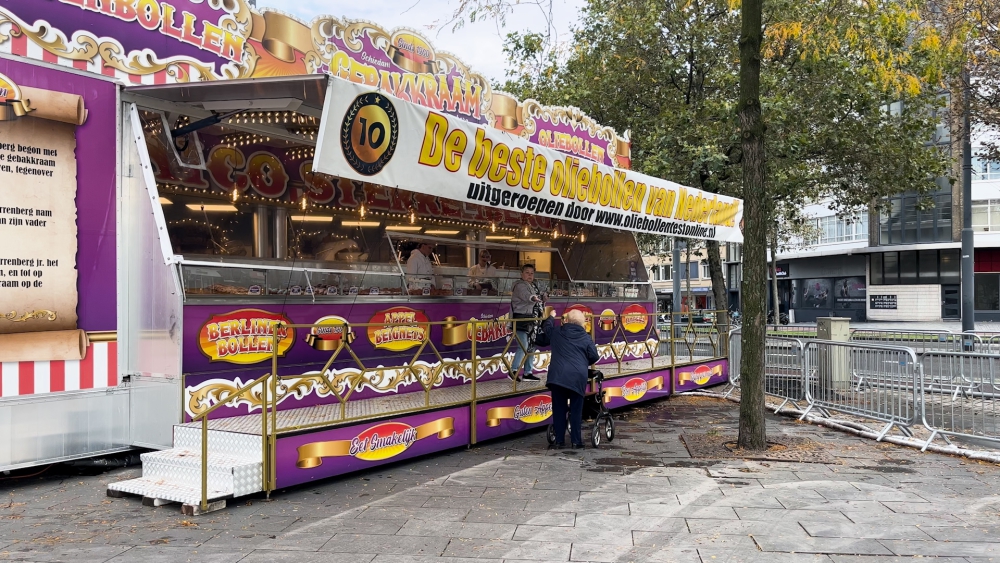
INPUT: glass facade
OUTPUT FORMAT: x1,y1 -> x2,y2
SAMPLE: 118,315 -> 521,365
868,249 -> 960,286
878,192 -> 952,245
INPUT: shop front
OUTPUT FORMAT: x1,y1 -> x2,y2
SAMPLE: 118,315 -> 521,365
783,256 -> 868,323
0,0 -> 745,512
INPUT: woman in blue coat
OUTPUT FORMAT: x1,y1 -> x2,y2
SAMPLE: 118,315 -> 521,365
541,309 -> 600,449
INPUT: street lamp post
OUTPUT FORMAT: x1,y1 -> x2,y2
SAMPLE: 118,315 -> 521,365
961,67 -> 975,344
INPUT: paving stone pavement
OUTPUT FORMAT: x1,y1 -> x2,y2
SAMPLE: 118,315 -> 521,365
3,393 -> 1000,562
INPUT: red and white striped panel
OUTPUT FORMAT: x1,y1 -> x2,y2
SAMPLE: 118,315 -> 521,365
0,341 -> 118,398
1,33 -> 171,84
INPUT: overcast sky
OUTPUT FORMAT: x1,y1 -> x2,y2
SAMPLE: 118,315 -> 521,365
257,0 -> 585,82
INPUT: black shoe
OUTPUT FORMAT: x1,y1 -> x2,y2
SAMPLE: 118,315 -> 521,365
549,443 -> 565,450
506,372 -> 516,381
522,374 -> 540,381
572,444 -> 585,449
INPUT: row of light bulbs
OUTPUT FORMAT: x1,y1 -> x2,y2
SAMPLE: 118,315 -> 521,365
163,183 -> 587,242
226,111 -> 317,126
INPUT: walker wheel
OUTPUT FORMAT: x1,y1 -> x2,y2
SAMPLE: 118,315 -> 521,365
604,416 -> 615,442
591,420 -> 603,448
546,424 -> 556,445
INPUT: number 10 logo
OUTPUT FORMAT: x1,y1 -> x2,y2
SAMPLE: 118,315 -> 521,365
340,92 -> 399,176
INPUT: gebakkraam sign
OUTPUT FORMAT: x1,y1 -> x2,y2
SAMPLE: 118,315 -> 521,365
313,78 -> 744,242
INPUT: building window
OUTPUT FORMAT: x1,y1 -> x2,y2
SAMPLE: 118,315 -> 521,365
869,249 -> 960,285
663,265 -> 671,280
975,274 -> 1000,310
806,215 -> 869,245
701,263 -> 712,279
972,200 -> 1000,232
972,157 -> 1000,181
878,191 -> 952,245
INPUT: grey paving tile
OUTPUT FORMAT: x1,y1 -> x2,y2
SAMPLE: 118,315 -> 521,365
830,557 -> 968,563
686,518 -> 811,536
632,531 -> 757,549
200,531 -> 333,552
282,516 -> 406,535
320,533 -> 450,555
442,538 -> 572,560
801,522 -> 934,540
880,539 -> 1000,557
631,503 -> 739,519
354,506 -> 470,522
463,509 -> 575,526
513,524 -> 634,545
753,535 -> 894,555
240,553 -> 375,563
733,508 -> 853,523
568,543 -> 660,562
372,556 -> 502,563
917,526 -> 1000,542
840,511 -> 966,526
0,544 -> 131,562
698,550 -> 834,563
104,546 -> 246,562
880,501 -> 966,514
639,546 -> 703,562
421,496 -> 529,510
396,520 -> 517,540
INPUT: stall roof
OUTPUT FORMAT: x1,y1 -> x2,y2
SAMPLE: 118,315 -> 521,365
124,75 -> 329,118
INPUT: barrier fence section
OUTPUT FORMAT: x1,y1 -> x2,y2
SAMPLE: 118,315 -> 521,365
724,331 -> 804,411
727,332 -> 1000,448
849,329 -> 977,354
800,340 -> 919,440
919,351 -> 1000,450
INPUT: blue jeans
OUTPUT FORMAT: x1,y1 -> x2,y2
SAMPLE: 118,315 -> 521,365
512,330 -> 534,376
550,385 -> 584,446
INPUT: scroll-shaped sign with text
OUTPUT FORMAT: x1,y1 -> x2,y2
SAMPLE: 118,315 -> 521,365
313,78 -> 744,242
0,71 -> 85,335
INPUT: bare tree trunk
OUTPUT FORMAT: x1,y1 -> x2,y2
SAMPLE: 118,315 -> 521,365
737,0 -> 767,451
706,240 -> 729,354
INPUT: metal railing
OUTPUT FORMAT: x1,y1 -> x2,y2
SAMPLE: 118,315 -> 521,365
919,351 -> 1000,451
800,340 -> 919,440
849,329 -> 979,353
189,308 -> 731,511
725,330 -> 805,412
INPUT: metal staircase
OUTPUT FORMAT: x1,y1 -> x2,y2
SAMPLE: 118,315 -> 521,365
107,426 -> 262,515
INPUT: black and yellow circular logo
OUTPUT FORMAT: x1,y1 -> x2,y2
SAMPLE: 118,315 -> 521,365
340,93 -> 399,176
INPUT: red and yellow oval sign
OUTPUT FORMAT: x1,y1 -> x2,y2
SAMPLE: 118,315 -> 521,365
367,307 -> 429,352
349,422 -> 418,462
564,305 -> 594,332
514,394 -> 553,424
621,377 -> 648,401
198,309 -> 294,364
692,364 -> 713,385
621,304 -> 649,333
389,31 -> 437,73
598,309 -> 617,331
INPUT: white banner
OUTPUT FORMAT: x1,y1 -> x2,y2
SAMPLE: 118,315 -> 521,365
313,77 -> 743,242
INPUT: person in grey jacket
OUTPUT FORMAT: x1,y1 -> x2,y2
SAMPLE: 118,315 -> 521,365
509,264 -> 544,381
542,309 -> 599,449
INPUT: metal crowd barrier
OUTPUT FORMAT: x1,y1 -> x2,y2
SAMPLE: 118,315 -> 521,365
800,340 -> 919,440
849,329 -> 978,354
919,351 -> 1000,451
724,331 -> 804,412
728,332 -> 1000,449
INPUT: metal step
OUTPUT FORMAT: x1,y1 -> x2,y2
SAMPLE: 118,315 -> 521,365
107,446 -> 263,508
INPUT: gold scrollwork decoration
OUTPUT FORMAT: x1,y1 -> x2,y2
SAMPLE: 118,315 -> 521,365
2,310 -> 57,323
